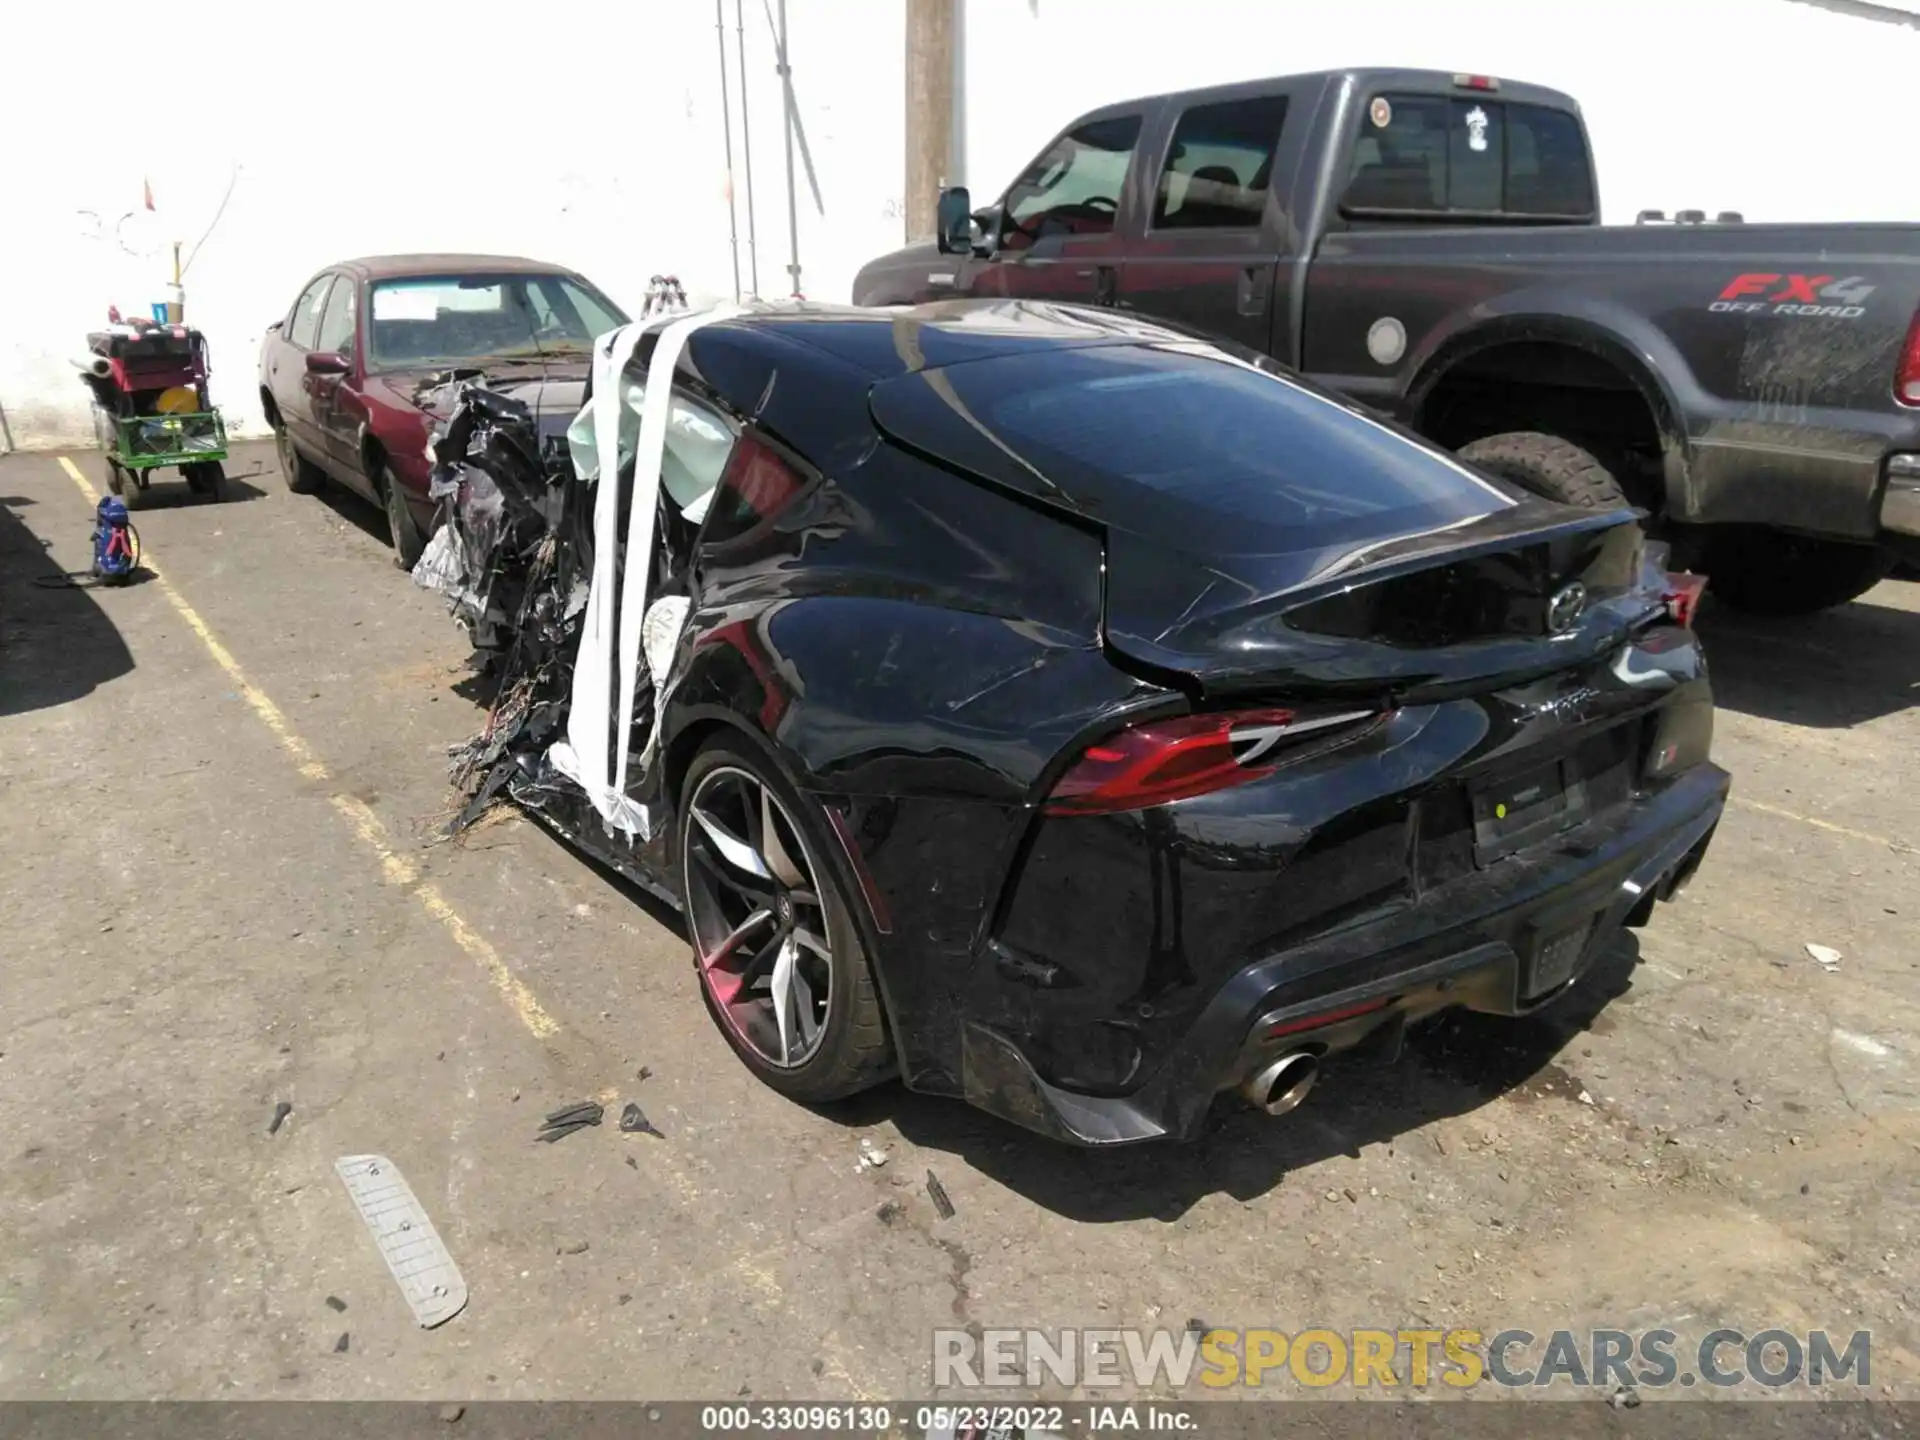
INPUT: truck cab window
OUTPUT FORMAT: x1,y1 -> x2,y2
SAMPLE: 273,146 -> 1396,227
1506,105 -> 1594,216
1344,95 -> 1592,219
1001,115 -> 1141,249
1152,95 -> 1290,230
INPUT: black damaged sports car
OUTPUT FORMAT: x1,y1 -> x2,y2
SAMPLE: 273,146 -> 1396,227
432,299 -> 1727,1147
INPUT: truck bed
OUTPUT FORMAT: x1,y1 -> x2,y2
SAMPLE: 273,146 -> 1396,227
1303,221 -> 1920,537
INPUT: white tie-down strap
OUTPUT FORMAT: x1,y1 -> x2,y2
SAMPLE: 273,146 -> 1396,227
548,304 -> 747,839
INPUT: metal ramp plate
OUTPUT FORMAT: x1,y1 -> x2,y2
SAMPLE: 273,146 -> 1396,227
334,1154 -> 468,1328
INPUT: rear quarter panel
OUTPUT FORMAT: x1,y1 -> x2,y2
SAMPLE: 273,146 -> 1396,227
1303,223 -> 1920,536
662,331 -> 1153,1091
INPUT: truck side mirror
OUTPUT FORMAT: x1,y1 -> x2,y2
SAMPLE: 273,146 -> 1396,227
936,186 -> 973,255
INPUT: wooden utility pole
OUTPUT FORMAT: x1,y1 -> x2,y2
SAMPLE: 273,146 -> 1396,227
904,0 -> 956,243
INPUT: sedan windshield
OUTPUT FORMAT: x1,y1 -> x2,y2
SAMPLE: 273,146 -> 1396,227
367,273 -> 627,371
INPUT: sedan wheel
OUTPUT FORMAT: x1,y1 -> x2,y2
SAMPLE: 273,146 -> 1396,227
380,465 -> 426,570
680,745 -> 892,1100
276,425 -> 321,495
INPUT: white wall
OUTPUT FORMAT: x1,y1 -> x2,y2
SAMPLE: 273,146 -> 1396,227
959,0 -> 1920,226
0,0 -> 904,449
4,0 -> 1917,452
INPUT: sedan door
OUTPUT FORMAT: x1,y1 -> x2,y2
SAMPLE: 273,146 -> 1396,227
269,274 -> 334,457
974,113 -> 1142,308
309,276 -> 374,496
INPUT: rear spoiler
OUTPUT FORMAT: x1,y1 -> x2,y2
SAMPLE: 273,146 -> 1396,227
1102,505 -> 1655,703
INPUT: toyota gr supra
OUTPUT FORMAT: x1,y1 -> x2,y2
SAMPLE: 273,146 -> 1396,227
426,298 -> 1728,1147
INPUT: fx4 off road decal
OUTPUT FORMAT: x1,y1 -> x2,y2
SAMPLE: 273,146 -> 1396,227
1711,273 -> 1876,319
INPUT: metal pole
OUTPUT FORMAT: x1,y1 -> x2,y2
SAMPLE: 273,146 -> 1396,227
736,0 -> 760,297
716,0 -> 742,302
776,0 -> 801,298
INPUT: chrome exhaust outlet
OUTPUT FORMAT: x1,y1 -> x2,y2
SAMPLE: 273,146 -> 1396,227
1241,1051 -> 1319,1116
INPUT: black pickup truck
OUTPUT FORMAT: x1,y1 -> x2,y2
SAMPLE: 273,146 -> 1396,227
853,68 -> 1920,614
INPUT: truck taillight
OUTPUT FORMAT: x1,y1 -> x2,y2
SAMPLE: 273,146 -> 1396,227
1453,73 -> 1501,91
1897,309 -> 1920,408
1044,708 -> 1381,816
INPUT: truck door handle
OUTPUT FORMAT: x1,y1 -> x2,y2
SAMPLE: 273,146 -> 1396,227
1236,266 -> 1271,316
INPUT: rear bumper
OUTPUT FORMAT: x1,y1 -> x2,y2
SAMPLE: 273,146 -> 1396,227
958,762 -> 1728,1146
1679,400 -> 1920,539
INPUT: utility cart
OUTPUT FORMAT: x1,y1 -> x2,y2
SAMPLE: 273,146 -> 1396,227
76,322 -> 228,504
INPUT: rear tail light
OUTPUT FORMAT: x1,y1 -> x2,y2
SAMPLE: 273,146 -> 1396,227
1663,572 -> 1707,628
1453,73 -> 1501,91
1897,308 -> 1920,408
1044,707 -> 1380,816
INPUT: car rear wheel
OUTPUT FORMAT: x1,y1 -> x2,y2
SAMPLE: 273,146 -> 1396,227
679,741 -> 892,1103
1704,527 -> 1892,616
378,464 -> 426,570
275,424 -> 322,495
1457,431 -> 1628,510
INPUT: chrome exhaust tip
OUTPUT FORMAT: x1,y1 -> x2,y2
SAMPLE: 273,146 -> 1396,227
1241,1051 -> 1319,1117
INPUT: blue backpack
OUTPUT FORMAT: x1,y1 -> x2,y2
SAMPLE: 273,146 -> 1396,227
91,495 -> 139,583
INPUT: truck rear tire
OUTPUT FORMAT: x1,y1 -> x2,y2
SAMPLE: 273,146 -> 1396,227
1704,528 -> 1891,616
1457,432 -> 1628,510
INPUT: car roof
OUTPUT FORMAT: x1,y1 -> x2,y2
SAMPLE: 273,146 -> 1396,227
710,299 -> 1213,380
334,254 -> 584,280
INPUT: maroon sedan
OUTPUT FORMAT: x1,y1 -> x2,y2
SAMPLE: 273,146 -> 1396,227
258,254 -> 628,565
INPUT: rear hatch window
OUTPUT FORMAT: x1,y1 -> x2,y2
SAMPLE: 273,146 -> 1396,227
870,341 -> 1513,558
1343,95 -> 1595,219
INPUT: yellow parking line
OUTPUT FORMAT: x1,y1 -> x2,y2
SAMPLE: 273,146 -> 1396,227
57,455 -> 559,1038
1731,796 -> 1914,855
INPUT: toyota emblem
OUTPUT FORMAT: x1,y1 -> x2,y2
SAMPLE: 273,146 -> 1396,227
1546,582 -> 1588,635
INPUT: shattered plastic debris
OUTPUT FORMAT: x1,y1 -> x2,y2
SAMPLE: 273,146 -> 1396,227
618,1102 -> 660,1137
642,595 -> 690,692
858,1137 -> 891,1170
537,1101 -> 604,1143
1805,942 -> 1843,971
268,1101 -> 293,1135
413,378 -> 601,839
334,1156 -> 469,1329
417,347 -> 687,845
925,1170 -> 955,1220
